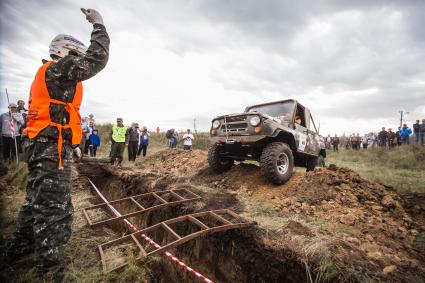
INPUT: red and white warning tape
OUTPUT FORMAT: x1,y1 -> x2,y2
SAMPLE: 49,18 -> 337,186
142,234 -> 214,283
89,179 -> 214,283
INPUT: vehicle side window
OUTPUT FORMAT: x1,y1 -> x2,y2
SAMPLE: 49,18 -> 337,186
294,106 -> 306,128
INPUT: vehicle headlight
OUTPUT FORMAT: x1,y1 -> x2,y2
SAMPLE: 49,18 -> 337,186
249,116 -> 261,126
212,120 -> 221,129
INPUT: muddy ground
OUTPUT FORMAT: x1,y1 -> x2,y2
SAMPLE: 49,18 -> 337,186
1,149 -> 424,282
87,149 -> 424,282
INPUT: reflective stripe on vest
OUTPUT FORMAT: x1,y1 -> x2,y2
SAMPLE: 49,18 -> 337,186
24,61 -> 83,168
112,125 -> 128,142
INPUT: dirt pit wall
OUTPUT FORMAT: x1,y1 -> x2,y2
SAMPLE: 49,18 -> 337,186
77,163 -> 308,283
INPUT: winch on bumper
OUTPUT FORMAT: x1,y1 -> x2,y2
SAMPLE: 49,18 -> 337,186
209,114 -> 275,160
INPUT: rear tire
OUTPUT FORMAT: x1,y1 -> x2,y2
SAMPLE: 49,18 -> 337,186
260,142 -> 294,185
317,155 -> 325,167
208,144 -> 234,173
306,155 -> 325,171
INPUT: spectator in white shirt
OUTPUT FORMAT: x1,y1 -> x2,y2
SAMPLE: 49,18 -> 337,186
182,129 -> 194,150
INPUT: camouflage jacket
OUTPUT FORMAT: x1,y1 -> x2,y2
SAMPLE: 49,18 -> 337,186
31,23 -> 110,143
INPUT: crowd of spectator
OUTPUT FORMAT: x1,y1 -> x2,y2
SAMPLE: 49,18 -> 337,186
0,99 -> 196,166
325,119 -> 425,151
108,118 -> 196,165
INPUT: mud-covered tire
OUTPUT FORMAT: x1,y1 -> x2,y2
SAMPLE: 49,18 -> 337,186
317,155 -> 325,167
306,155 -> 325,172
260,142 -> 294,185
208,144 -> 234,173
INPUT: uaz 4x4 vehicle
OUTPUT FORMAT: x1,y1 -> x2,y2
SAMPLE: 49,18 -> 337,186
208,99 -> 326,185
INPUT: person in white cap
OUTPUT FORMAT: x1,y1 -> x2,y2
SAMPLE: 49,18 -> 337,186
0,103 -> 24,162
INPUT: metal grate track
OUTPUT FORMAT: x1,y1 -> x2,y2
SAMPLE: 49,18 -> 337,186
99,209 -> 251,272
84,178 -> 251,275
83,187 -> 201,227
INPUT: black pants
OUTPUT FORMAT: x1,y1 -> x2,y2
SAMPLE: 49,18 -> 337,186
83,138 -> 90,155
128,141 -> 138,161
332,144 -> 338,151
414,133 -> 420,143
2,136 -> 19,162
89,145 -> 98,157
138,144 -> 148,157
110,142 -> 125,164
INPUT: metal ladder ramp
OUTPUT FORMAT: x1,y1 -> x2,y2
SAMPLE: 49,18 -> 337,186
99,209 -> 251,272
83,187 -> 202,227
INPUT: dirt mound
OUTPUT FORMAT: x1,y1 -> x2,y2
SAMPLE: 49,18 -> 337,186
194,164 -> 411,226
197,165 -> 425,281
138,149 -> 424,281
136,149 -> 207,177
400,192 -> 425,228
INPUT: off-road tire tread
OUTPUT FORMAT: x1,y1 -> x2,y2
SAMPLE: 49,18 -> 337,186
306,155 -> 325,171
317,155 -> 325,167
208,144 -> 234,173
260,142 -> 294,185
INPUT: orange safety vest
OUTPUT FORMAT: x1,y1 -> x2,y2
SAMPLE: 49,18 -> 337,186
24,61 -> 83,168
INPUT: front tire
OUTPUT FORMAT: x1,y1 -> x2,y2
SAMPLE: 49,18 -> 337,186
208,144 -> 234,173
260,142 -> 294,185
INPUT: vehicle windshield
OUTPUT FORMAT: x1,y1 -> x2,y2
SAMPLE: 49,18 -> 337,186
246,101 -> 295,121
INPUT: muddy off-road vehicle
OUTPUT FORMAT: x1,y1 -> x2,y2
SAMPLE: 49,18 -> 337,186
208,99 -> 326,185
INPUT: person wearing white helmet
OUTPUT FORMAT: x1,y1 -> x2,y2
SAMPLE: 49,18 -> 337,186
49,34 -> 88,59
6,8 -> 110,276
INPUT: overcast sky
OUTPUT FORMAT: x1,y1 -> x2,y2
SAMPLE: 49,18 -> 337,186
1,0 -> 424,135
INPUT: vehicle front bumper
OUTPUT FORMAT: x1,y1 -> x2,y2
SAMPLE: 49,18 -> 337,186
210,134 -> 267,144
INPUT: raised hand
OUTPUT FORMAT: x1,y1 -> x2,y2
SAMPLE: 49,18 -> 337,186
81,8 -> 104,25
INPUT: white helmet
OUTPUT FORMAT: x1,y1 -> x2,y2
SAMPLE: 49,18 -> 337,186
49,34 -> 87,58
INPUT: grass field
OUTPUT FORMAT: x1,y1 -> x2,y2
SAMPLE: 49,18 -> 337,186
326,144 -> 425,193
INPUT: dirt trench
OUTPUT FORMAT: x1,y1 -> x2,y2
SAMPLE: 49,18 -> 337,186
77,163 -> 309,283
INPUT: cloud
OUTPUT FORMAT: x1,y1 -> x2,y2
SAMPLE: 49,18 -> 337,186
1,0 -> 424,135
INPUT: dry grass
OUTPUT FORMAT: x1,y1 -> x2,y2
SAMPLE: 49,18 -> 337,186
240,199 -> 381,282
326,145 -> 425,193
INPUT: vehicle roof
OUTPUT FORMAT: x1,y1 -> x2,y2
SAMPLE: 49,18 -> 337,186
245,99 -> 308,112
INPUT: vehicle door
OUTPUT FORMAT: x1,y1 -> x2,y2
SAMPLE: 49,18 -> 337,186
294,104 -> 309,153
304,109 -> 319,155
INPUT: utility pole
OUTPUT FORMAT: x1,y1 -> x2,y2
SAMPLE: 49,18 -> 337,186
193,118 -> 197,134
398,110 -> 410,128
